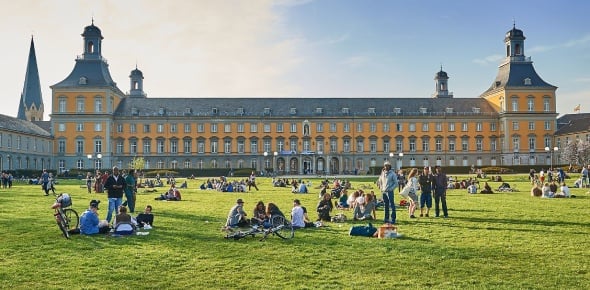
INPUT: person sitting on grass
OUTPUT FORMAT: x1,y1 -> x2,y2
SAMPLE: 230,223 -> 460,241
541,182 -> 553,198
480,182 -> 494,194
224,199 -> 249,229
531,184 -> 542,197
251,201 -> 267,226
555,182 -> 572,198
336,189 -> 349,209
316,193 -> 333,222
155,183 -> 182,201
291,199 -> 305,229
353,192 -> 376,220
136,205 -> 154,228
80,200 -> 110,235
113,206 -> 135,235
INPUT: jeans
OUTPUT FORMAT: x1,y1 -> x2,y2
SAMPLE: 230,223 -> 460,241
382,190 -> 396,223
434,188 -> 448,217
123,188 -> 135,213
106,197 -> 123,223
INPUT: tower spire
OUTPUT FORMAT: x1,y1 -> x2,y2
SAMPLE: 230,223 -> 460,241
17,36 -> 44,121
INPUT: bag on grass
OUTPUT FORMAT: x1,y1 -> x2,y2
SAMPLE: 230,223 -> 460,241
349,223 -> 377,237
399,184 -> 411,199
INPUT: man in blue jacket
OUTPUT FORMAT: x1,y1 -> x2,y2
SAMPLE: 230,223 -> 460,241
80,200 -> 110,235
104,166 -> 127,223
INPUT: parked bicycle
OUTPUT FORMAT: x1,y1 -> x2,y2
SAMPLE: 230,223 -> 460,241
51,193 -> 79,239
225,215 -> 294,241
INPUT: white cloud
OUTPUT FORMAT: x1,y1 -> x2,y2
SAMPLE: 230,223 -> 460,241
472,54 -> 503,65
341,55 -> 369,67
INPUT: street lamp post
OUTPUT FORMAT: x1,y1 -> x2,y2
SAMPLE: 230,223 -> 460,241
87,153 -> 103,170
398,152 -> 404,170
263,152 -> 268,174
273,151 -> 278,175
545,146 -> 558,170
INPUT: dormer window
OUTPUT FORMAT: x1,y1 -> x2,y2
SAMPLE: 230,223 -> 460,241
212,107 -> 218,115
184,107 -> 192,115
368,107 -> 376,115
79,76 -> 87,85
419,107 -> 428,114
131,107 -> 138,116
342,108 -> 350,115
524,78 -> 532,85
263,107 -> 271,115
315,107 -> 323,114
495,81 -> 501,88
237,107 -> 244,115
158,107 -> 165,116
445,107 -> 454,114
393,107 -> 401,114
290,108 -> 297,115
472,107 -> 481,113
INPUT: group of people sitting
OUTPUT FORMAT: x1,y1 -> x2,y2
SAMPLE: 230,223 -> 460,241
154,183 -> 182,201
77,200 -> 154,235
531,181 -> 574,198
223,198 -> 317,230
199,177 -> 248,192
331,189 -> 379,221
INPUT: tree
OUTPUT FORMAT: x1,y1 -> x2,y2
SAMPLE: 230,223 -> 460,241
131,156 -> 145,171
561,140 -> 590,166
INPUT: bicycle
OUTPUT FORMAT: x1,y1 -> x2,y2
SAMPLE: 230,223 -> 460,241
51,193 -> 79,239
224,215 -> 294,241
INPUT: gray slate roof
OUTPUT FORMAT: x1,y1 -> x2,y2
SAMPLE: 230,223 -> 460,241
555,113 -> 590,135
18,37 -> 43,120
481,61 -> 556,95
51,58 -> 123,94
114,97 -> 498,118
0,114 -> 51,136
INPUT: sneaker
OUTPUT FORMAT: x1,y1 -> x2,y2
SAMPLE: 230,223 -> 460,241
410,215 -> 416,219
443,215 -> 448,218
425,214 -> 429,217
419,214 -> 424,217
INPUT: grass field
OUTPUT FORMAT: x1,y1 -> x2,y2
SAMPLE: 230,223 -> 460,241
0,174 -> 588,289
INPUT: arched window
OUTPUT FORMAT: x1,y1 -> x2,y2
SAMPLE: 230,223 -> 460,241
87,41 -> 94,53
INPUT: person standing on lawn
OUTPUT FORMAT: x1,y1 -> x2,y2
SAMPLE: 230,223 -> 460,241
433,165 -> 449,218
104,166 -> 127,224
123,169 -> 137,213
377,161 -> 398,224
418,166 -> 434,217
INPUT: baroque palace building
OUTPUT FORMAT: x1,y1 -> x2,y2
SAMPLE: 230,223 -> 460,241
42,22 -> 562,175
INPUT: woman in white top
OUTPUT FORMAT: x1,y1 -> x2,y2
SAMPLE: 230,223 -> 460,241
556,183 -> 571,198
541,182 -> 553,198
404,168 -> 419,218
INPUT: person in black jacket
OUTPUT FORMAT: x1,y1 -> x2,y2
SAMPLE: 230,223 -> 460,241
418,167 -> 435,217
104,166 -> 127,224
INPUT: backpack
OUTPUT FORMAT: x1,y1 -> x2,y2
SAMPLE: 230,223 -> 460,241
114,222 -> 135,235
349,223 -> 377,237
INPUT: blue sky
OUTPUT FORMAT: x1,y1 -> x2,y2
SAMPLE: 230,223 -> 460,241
1,0 -> 589,119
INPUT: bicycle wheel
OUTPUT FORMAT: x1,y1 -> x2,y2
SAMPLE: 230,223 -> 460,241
270,215 -> 294,240
63,208 -> 79,230
55,213 -> 70,239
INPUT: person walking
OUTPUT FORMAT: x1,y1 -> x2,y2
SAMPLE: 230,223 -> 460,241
248,171 -> 259,191
104,166 -> 127,224
433,166 -> 449,218
377,161 -> 398,224
41,169 -> 50,196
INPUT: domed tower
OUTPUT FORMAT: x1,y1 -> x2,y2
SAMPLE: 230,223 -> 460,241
81,19 -> 104,60
432,66 -> 453,98
129,66 -> 146,98
505,24 -> 526,62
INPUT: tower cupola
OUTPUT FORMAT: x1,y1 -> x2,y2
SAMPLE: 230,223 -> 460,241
432,66 -> 453,98
129,66 -> 146,98
505,24 -> 526,62
81,19 -> 104,60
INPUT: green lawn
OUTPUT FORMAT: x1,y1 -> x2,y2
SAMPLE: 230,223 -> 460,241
0,175 -> 588,289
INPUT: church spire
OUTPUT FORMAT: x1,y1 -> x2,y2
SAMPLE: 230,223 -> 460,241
18,36 -> 44,121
